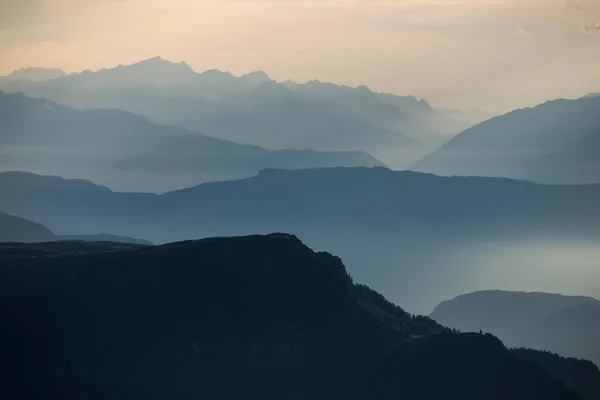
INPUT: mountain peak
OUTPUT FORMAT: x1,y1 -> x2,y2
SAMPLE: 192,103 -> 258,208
95,57 -> 198,84
200,68 -> 233,77
356,85 -> 372,93
418,98 -> 434,112
133,56 -> 193,71
239,70 -> 272,84
197,69 -> 235,83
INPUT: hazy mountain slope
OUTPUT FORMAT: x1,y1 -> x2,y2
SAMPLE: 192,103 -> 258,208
437,106 -> 500,125
204,80 -> 414,152
532,305 -> 600,365
0,59 -> 408,148
2,58 -> 450,167
0,213 -> 55,242
413,97 -> 600,184
281,80 -> 469,164
376,92 -> 468,136
4,168 -> 600,241
282,80 -> 413,133
0,234 -> 585,400
430,290 -> 600,365
0,67 -> 66,85
2,168 -> 600,313
0,91 -> 382,192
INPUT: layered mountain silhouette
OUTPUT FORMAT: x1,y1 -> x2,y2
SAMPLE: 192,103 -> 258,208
282,80 -> 465,137
0,91 -> 382,192
0,58 -> 472,167
431,290 -> 600,366
2,168 -> 600,312
413,96 -> 600,184
0,211 -> 151,245
0,234 -> 590,399
0,212 -> 54,242
0,67 -> 66,85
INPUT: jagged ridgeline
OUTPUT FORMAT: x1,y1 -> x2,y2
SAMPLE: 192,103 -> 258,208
0,234 -> 586,399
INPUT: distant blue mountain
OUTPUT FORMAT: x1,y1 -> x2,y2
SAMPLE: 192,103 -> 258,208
431,290 -> 600,367
1,57 -> 472,168
413,96 -> 600,184
0,91 -> 383,192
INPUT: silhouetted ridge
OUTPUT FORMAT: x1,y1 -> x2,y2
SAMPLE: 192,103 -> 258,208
0,213 -> 54,242
513,349 -> 600,400
431,290 -> 600,367
354,332 -> 580,400
0,234 -> 444,399
0,235 -> 591,399
2,167 -> 600,316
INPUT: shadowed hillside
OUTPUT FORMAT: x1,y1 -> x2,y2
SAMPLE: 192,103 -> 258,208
513,349 -> 600,400
0,234 -> 587,400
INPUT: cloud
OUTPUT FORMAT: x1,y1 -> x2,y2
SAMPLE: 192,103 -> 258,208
583,22 -> 600,34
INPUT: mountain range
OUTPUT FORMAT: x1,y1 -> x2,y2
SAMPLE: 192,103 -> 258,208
0,234 -> 595,400
0,58 -> 472,167
413,96 -> 600,184
431,290 -> 600,366
0,67 -> 67,84
0,91 -> 382,192
2,167 -> 600,313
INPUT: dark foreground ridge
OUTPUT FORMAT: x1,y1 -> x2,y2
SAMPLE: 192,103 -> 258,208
0,234 -> 585,399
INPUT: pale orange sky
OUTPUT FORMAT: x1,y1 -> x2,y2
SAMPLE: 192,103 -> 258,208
1,0 -> 599,110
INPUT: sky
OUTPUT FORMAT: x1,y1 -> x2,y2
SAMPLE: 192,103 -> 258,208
0,0 -> 599,111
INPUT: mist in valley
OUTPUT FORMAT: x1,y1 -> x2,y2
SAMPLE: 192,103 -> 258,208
326,236 -> 600,315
